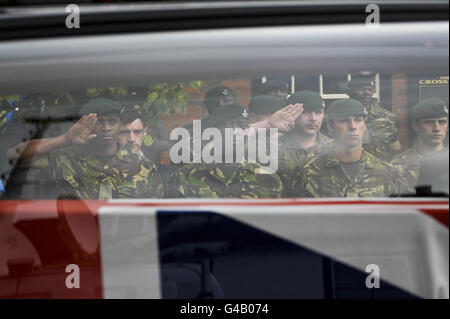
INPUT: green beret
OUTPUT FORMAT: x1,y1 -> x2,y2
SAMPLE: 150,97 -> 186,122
412,98 -> 449,120
340,73 -> 375,91
205,86 -> 235,99
256,80 -> 289,95
348,77 -> 375,88
205,103 -> 248,128
204,86 -> 235,106
327,99 -> 366,119
347,72 -> 375,89
286,91 -> 325,111
79,98 -> 123,116
249,95 -> 285,114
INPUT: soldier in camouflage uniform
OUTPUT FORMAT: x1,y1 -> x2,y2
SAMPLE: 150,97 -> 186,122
292,99 -> 401,198
278,91 -> 334,197
247,95 -> 286,177
167,104 -> 282,198
255,80 -> 290,102
28,98 -> 163,199
122,103 -> 170,164
248,94 -> 285,123
346,73 -> 401,161
391,98 -> 448,193
167,161 -> 282,198
118,108 -> 148,158
118,108 -> 172,187
203,86 -> 238,115
184,86 -> 238,136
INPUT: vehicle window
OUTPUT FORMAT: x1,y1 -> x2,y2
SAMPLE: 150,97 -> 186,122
0,0 -> 448,301
1,72 -> 448,200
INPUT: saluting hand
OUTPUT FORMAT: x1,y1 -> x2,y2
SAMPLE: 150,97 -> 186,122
267,103 -> 303,132
65,113 -> 98,145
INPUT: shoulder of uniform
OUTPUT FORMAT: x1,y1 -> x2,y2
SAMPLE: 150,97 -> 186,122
30,145 -> 81,169
392,147 -> 417,162
254,165 -> 277,175
169,165 -> 195,183
318,133 -> 333,143
278,132 -> 296,148
174,163 -> 203,174
252,167 -> 282,189
140,157 -> 158,171
320,150 -> 343,168
363,150 -> 395,168
316,134 -> 334,150
371,104 -> 389,113
277,144 -> 298,161
48,144 -> 82,159
300,152 -> 325,171
362,149 -> 378,160
392,152 -> 407,163
372,105 -> 396,118
237,160 -> 262,173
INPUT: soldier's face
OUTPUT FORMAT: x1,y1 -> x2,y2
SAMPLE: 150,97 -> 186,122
413,117 -> 448,146
118,119 -> 145,153
219,118 -> 249,151
94,115 -> 121,145
219,95 -> 237,106
328,116 -> 366,148
250,112 -> 271,123
349,85 -> 375,106
295,109 -> 324,136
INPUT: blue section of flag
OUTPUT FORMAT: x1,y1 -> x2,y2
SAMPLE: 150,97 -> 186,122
0,179 -> 5,193
5,111 -> 13,123
156,210 -> 419,299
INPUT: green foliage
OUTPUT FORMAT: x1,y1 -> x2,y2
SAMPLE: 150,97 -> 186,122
86,87 -> 129,100
142,80 -> 206,126
189,81 -> 204,90
0,80 -> 206,126
0,95 -> 20,104
146,82 -> 189,114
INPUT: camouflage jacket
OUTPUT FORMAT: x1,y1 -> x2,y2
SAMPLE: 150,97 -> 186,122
363,103 -> 399,161
292,149 -> 402,198
278,132 -> 333,197
166,162 -> 282,198
391,144 -> 448,193
31,143 -> 163,199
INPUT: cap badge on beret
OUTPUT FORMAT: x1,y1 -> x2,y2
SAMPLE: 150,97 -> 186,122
222,89 -> 229,95
444,106 -> 449,114
242,109 -> 248,118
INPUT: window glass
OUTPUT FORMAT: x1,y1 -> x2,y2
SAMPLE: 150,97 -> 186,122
1,72 -> 448,200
